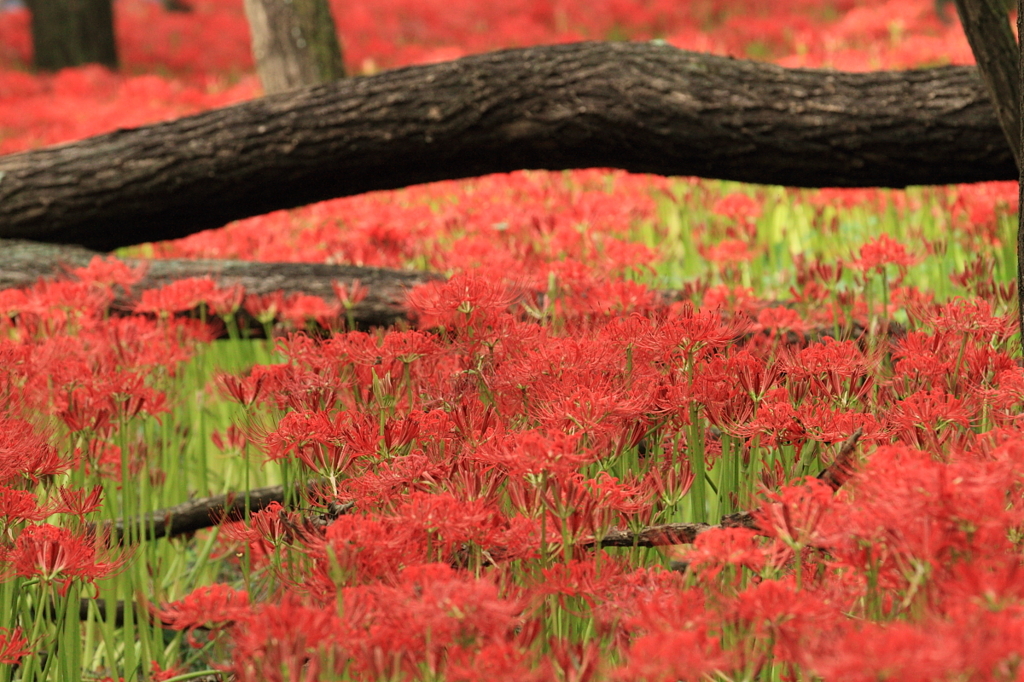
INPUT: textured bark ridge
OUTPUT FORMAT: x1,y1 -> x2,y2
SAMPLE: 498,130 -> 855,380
0,240 -> 440,327
952,0 -> 1020,167
0,41 -> 1016,251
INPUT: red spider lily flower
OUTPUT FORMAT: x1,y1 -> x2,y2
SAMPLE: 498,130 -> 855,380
331,279 -> 369,308
782,337 -> 876,406
447,462 -> 506,507
644,302 -> 747,365
58,386 -> 114,435
377,329 -> 441,367
755,478 -> 836,551
702,238 -> 755,265
447,397 -> 497,447
475,429 -> 594,478
890,330 -> 954,387
570,279 -> 659,319
446,641 -> 553,682
805,614 -> 997,682
0,417 -> 67,485
0,487 -> 52,533
215,371 -> 268,409
616,629 -> 725,682
381,413 -> 422,454
23,280 -> 117,324
945,557 -> 1024,608
312,514 -> 429,589
220,501 -> 317,561
853,234 -> 917,273
735,387 -> 809,453
730,576 -> 840,665
701,284 -> 760,318
359,564 -> 522,678
982,368 -> 1024,424
712,192 -> 762,224
228,598 -> 344,682
262,410 -> 389,487
56,373 -> 169,432
532,382 -> 653,448
71,256 -> 146,292
405,272 -> 519,331
9,524 -> 122,594
134,276 -> 220,315
534,556 -> 634,608
922,297 -> 1014,341
0,627 -> 29,665
149,662 -> 187,682
754,306 -> 808,337
109,372 -> 170,422
206,283 -> 245,318
547,639 -> 603,682
242,291 -> 286,326
795,256 -> 845,289
52,485 -> 103,522
682,527 -> 767,582
951,181 -> 1017,244
644,455 -> 696,507
795,404 -> 881,446
829,445 -> 1019,586
278,293 -> 341,329
0,289 -> 29,319
391,492 -> 516,562
888,388 -> 974,451
158,583 -> 251,631
508,471 -> 647,546
78,440 -> 124,482
696,360 -> 756,434
210,424 -> 249,453
726,348 -> 782,403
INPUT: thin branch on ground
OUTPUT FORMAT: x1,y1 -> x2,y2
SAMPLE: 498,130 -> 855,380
94,480 -> 351,543
107,430 -> 865,549
594,428 -> 866,550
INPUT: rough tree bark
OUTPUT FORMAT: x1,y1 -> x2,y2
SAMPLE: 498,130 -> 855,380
0,41 -> 1017,252
23,0 -> 118,71
0,240 -> 439,327
950,0 -> 1023,343
243,0 -> 346,95
953,0 -> 1020,166
1020,0 -> 1024,345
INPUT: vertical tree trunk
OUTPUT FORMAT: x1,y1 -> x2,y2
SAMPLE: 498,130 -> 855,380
23,0 -> 118,71
1018,0 -> 1024,345
954,0 -> 1020,168
243,0 -> 346,95
953,0 -> 1023,341
162,0 -> 192,12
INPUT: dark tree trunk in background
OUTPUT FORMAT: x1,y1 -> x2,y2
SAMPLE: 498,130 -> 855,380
953,0 -> 1020,167
1019,0 -> 1024,347
243,0 -> 346,94
0,42 -> 1018,251
24,0 -> 118,71
162,0 -> 192,12
950,0 -> 1023,344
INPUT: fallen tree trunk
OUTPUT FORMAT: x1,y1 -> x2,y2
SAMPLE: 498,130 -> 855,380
0,41 -> 1016,252
0,240 -> 439,327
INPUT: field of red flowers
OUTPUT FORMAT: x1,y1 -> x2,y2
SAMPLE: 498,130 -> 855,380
1,0 -> 1023,680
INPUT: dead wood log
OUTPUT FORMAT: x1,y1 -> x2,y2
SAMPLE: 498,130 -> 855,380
0,239 -> 440,327
0,41 -> 1016,252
